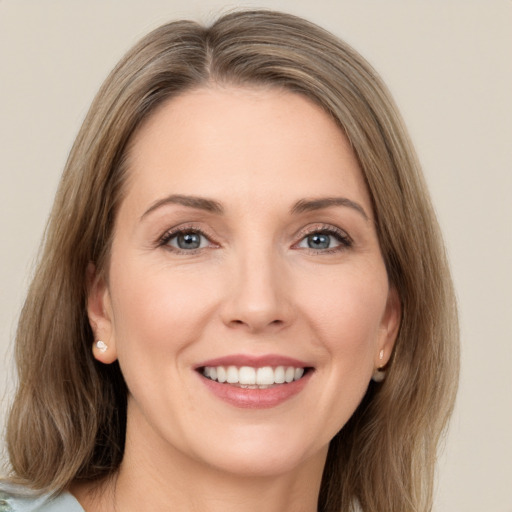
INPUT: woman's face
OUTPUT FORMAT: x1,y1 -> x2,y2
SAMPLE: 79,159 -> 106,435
89,86 -> 400,478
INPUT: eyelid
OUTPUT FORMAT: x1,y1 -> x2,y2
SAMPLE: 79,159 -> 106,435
156,223 -> 218,253
292,224 -> 353,251
155,222 -> 352,254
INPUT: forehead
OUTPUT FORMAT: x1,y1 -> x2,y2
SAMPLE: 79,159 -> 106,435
124,85 -> 371,214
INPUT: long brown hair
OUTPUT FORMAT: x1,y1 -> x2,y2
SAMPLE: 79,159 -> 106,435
5,10 -> 459,512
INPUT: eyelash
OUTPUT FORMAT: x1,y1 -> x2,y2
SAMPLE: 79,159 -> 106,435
294,225 -> 353,254
157,224 -> 353,255
157,224 -> 216,254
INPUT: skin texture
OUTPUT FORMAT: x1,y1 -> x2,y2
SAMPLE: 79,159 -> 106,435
83,86 -> 400,512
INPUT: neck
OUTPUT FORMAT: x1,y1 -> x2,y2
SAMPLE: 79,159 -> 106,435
115,440 -> 325,512
72,413 -> 327,512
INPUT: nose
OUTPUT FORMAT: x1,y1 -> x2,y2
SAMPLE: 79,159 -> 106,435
220,245 -> 294,334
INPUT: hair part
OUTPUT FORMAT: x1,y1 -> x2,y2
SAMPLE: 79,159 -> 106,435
5,10 -> 459,512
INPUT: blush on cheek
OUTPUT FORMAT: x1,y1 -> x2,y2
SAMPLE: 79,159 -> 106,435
112,271 -> 217,355
314,292 -> 384,345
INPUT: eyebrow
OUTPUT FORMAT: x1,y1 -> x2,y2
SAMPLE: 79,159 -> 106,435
291,197 -> 369,221
140,194 -> 369,221
141,194 -> 224,220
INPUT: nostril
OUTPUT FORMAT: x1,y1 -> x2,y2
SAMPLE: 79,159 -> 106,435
227,317 -> 286,331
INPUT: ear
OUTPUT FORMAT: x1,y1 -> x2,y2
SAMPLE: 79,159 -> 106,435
375,286 -> 401,368
87,263 -> 118,364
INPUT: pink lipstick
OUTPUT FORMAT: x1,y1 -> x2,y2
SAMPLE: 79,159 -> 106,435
195,354 -> 313,409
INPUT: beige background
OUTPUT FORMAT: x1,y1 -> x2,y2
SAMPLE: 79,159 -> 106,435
1,1 -> 511,510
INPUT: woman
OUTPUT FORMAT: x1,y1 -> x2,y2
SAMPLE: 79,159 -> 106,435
0,10 -> 459,512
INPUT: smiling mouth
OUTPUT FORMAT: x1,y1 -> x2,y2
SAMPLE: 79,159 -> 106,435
199,365 -> 310,389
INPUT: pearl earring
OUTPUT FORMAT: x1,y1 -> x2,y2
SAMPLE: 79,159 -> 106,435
371,368 -> 386,382
372,349 -> 386,382
96,340 -> 108,353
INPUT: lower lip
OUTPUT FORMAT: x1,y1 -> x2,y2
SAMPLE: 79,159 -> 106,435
199,371 -> 312,409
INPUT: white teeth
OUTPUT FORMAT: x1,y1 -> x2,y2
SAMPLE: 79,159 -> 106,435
201,365 -> 307,386
217,366 -> 227,383
274,366 -> 285,384
239,366 -> 256,385
256,367 -> 275,385
226,366 -> 238,383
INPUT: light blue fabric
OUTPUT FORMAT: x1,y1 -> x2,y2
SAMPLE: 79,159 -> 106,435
0,485 -> 84,512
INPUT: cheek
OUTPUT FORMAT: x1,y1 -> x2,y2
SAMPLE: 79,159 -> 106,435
284,266 -> 390,445
108,262 -> 219,358
299,264 -> 388,366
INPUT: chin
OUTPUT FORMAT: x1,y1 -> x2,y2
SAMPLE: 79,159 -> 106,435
185,423 -> 329,479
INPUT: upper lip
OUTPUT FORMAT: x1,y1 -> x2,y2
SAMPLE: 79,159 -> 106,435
195,353 -> 312,369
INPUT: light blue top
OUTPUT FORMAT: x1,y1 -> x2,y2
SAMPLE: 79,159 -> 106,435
0,485 -> 84,512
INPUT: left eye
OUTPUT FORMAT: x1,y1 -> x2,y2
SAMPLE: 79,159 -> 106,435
166,231 -> 210,250
297,231 -> 347,250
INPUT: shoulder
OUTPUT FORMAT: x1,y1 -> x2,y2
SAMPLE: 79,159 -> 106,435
0,484 -> 84,512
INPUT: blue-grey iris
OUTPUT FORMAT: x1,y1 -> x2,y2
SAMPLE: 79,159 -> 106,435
177,232 -> 201,249
307,233 -> 330,249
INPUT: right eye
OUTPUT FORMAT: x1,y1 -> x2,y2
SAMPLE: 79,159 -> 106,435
163,230 -> 211,251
